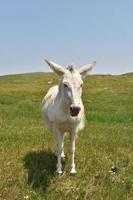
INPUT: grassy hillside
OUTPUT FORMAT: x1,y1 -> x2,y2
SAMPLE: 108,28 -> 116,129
0,72 -> 133,200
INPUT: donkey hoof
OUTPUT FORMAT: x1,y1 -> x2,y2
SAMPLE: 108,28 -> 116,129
61,154 -> 66,159
70,169 -> 77,175
56,170 -> 63,175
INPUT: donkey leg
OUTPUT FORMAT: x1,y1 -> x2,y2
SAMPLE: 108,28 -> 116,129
70,130 -> 77,174
56,132 -> 64,174
56,132 -> 65,158
61,133 -> 65,158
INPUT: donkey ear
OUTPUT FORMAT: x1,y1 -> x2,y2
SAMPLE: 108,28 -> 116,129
45,59 -> 66,76
79,61 -> 96,78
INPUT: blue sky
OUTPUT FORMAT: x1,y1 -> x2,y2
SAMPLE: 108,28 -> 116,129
0,0 -> 133,75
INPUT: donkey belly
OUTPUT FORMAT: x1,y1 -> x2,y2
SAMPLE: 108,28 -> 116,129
43,106 -> 84,133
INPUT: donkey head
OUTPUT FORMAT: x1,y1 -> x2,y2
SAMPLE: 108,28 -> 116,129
45,59 -> 96,117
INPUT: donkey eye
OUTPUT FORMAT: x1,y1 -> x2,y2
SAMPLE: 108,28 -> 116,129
64,84 -> 68,88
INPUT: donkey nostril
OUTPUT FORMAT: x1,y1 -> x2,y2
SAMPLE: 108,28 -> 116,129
70,106 -> 81,116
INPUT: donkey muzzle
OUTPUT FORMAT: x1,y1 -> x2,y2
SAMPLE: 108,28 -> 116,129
70,105 -> 81,117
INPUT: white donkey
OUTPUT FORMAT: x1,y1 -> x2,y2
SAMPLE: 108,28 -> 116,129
42,59 -> 96,174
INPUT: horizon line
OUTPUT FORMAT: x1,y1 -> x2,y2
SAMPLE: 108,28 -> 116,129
0,71 -> 133,77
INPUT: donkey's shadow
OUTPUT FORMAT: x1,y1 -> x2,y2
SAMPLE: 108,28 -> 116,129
24,150 -> 57,196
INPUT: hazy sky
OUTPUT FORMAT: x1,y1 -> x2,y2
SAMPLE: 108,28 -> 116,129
0,0 -> 133,75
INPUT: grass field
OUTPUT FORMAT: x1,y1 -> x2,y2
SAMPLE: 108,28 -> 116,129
0,72 -> 133,200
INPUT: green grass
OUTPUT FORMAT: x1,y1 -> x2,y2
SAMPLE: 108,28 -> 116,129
0,72 -> 133,200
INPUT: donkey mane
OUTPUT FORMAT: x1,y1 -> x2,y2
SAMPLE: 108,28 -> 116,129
67,64 -> 76,73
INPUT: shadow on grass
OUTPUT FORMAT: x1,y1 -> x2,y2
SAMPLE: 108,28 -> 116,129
24,150 -> 57,196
